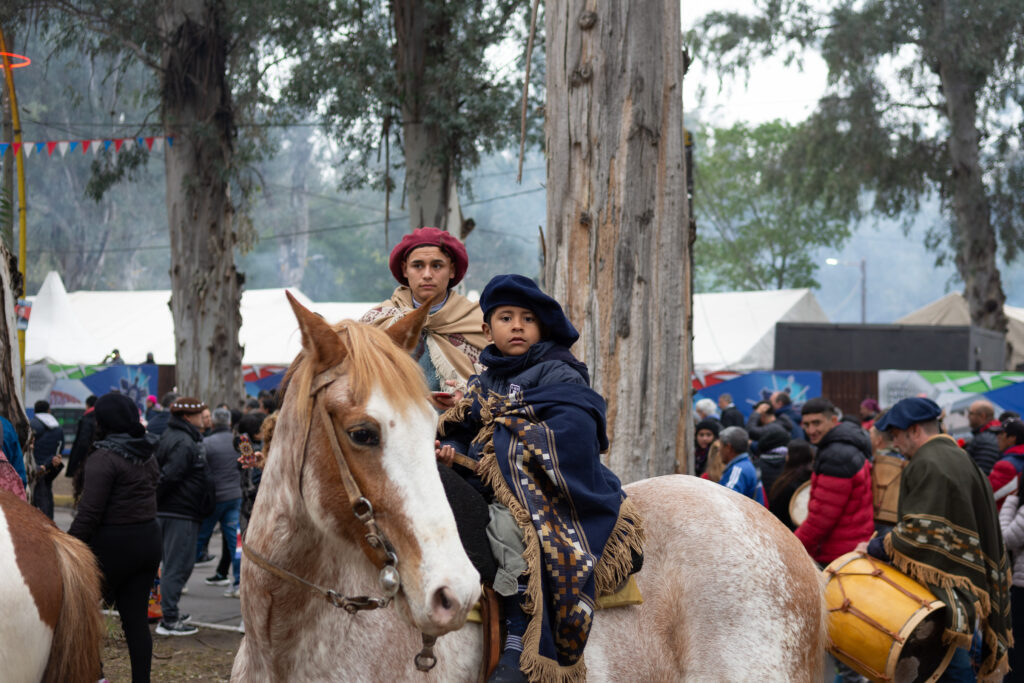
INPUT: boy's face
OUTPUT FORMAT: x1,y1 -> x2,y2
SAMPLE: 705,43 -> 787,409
483,305 -> 542,356
402,246 -> 453,303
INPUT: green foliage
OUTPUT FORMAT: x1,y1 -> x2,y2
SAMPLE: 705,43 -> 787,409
272,0 -> 542,193
693,120 -> 852,291
690,0 -> 1024,269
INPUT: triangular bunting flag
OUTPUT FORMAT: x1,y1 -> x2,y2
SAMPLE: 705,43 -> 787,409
113,139 -> 124,153
57,141 -> 70,157
152,138 -> 163,153
13,142 -> 22,157
35,142 -> 45,154
21,143 -> 30,158
0,143 -> 7,157
92,140 -> 102,155
144,137 -> 155,150
81,140 -> 91,154
46,141 -> 57,156
122,138 -> 135,151
69,141 -> 79,153
166,136 -> 174,147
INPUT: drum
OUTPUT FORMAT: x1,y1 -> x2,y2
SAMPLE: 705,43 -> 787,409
789,480 -> 811,527
823,552 -> 955,683
872,453 -> 906,524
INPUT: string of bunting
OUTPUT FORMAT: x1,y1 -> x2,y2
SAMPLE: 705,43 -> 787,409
0,136 -> 175,158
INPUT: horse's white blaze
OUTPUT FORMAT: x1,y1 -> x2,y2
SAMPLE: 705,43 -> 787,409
367,389 -> 480,628
0,509 -> 53,683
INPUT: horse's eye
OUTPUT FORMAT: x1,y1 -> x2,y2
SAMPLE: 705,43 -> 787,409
347,428 -> 380,447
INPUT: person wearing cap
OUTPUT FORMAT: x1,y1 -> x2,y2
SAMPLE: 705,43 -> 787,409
153,396 -> 212,636
436,274 -> 643,683
793,397 -> 874,566
988,418 -> 1024,510
859,398 -> 880,430
360,226 -> 486,410
694,417 -> 720,476
69,392 -> 162,681
860,397 -> 1011,681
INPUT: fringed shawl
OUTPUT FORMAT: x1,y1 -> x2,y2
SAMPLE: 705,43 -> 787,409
447,380 -> 644,683
883,434 -> 1012,680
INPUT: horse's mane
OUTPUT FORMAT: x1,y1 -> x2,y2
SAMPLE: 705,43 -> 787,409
283,319 -> 430,425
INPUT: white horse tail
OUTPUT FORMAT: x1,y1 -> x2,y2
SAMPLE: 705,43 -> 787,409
41,529 -> 103,683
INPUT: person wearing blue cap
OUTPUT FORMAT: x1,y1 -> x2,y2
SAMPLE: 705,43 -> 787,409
436,274 -> 643,683
858,397 -> 1011,681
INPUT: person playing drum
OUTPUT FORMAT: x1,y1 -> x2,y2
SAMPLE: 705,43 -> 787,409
360,226 -> 487,410
857,397 -> 1011,681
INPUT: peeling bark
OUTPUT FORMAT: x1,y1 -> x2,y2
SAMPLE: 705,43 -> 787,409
160,0 -> 243,406
0,243 -> 28,447
544,2 -> 691,481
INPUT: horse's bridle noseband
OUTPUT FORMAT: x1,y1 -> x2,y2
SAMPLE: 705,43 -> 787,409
242,363 -> 438,672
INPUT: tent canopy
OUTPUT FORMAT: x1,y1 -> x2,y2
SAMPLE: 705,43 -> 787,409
897,292 -> 1024,371
26,271 -> 376,365
693,288 -> 829,373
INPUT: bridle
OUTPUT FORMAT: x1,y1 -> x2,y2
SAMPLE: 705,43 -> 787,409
242,362 -> 438,672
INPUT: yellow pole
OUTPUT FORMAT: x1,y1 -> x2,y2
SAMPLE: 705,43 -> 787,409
0,28 -> 28,385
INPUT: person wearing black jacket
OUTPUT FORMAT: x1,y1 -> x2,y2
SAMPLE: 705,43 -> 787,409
29,400 -> 65,519
66,395 -> 97,486
69,392 -> 161,683
154,397 -> 210,636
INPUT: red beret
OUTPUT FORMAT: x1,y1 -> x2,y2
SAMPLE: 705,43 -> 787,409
389,227 -> 469,288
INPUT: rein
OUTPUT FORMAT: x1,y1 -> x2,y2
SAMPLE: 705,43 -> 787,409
242,362 -> 438,672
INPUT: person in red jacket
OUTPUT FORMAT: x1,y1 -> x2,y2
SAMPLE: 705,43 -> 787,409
988,418 -> 1024,510
794,397 -> 874,565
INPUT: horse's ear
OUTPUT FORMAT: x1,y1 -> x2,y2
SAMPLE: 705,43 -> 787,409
287,290 -> 347,370
385,292 -> 443,352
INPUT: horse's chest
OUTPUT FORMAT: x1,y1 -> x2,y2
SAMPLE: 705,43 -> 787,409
0,510 -> 56,682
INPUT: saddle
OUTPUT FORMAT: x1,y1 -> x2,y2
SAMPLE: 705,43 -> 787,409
466,576 -> 644,682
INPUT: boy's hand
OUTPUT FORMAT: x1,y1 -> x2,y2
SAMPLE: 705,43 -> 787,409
435,440 -> 455,467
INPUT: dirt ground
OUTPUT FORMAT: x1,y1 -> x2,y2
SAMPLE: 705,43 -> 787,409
101,616 -> 242,683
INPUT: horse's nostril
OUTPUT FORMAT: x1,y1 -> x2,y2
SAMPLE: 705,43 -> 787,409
439,591 -> 452,610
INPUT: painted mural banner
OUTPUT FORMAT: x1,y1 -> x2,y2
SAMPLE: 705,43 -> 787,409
25,362 -> 159,417
878,370 -> 1024,436
693,371 -> 822,418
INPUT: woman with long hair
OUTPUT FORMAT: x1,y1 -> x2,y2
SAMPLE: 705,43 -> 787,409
701,440 -> 726,483
768,439 -> 815,530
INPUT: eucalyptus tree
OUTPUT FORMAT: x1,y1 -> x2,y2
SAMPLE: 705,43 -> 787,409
273,0 -> 536,235
544,1 -> 691,480
15,0 -> 282,405
694,120 -> 852,292
693,0 -> 1024,334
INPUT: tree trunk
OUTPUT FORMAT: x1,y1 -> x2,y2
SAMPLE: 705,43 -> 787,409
0,242 -> 28,447
392,0 -> 455,233
544,2 -> 691,482
278,136 -> 311,288
160,0 -> 244,406
938,60 -> 1009,336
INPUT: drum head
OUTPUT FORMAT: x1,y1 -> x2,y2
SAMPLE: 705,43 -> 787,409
893,608 -> 951,683
789,480 -> 811,527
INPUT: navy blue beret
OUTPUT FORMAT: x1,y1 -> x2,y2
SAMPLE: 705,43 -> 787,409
874,397 -> 942,431
479,274 -> 579,347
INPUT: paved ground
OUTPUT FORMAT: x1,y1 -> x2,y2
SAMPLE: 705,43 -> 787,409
54,505 -> 244,633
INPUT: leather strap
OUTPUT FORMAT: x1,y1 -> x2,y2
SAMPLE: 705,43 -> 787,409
478,585 -> 502,682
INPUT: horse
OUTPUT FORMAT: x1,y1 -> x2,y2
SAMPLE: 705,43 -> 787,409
233,293 -> 827,681
0,489 -> 103,683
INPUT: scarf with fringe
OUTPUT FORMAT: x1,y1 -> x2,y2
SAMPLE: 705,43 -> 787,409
360,286 -> 485,389
883,434 -> 1011,681
446,379 -> 644,683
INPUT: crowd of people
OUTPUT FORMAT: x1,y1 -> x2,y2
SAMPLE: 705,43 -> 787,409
695,392 -> 1024,682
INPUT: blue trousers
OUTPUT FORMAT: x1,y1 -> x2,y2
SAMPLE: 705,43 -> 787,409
196,498 -> 241,586
937,647 -> 975,682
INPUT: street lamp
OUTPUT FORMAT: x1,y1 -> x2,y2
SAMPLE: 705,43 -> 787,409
825,257 -> 867,324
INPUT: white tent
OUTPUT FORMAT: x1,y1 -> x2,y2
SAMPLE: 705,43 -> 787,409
692,288 -> 830,373
897,292 -> 1024,370
26,271 -> 376,365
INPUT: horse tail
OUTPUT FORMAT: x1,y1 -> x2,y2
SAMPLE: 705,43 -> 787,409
41,529 -> 103,683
